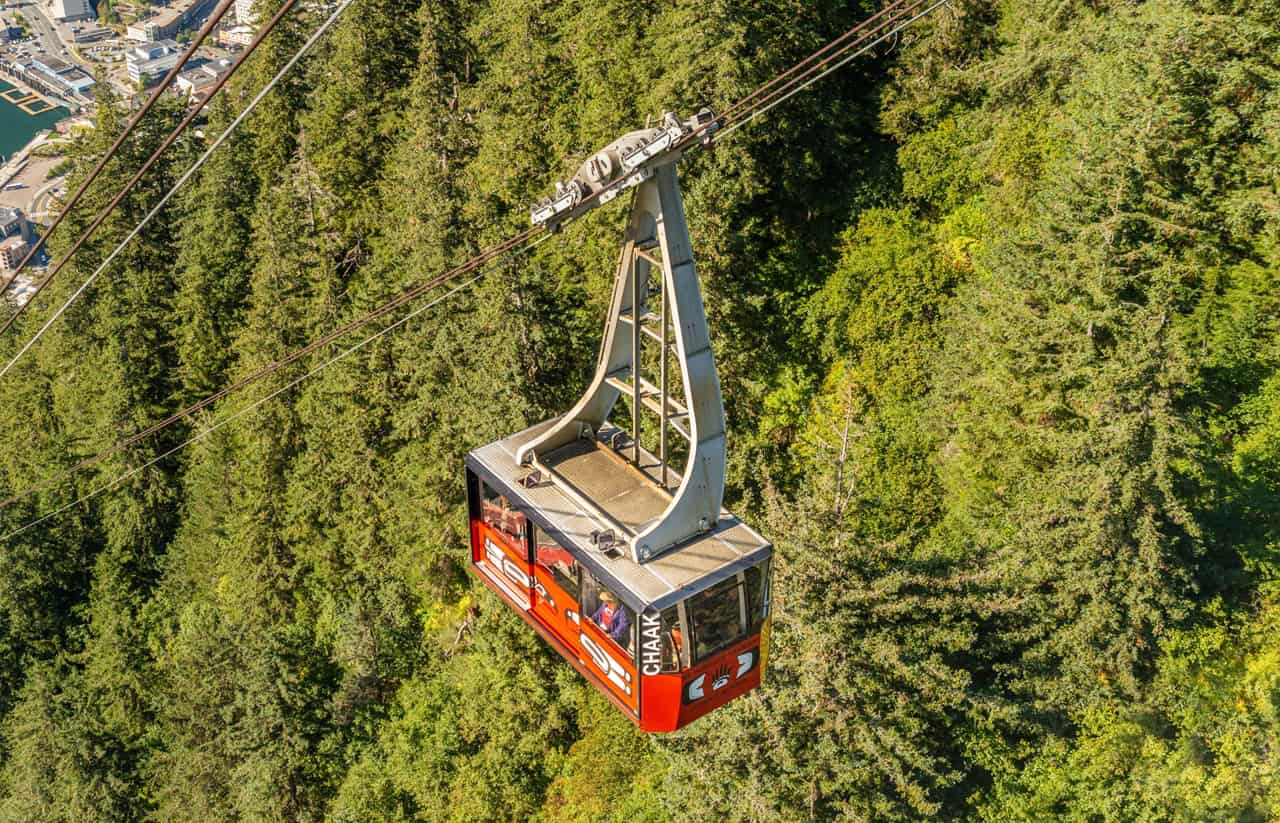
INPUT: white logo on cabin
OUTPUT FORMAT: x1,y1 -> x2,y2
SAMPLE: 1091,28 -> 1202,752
580,632 -> 632,696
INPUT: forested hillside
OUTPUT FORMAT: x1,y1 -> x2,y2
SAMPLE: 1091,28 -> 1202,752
0,0 -> 1277,819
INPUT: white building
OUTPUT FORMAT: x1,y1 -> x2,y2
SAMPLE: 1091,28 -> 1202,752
234,0 -> 254,24
48,0 -> 94,22
126,39 -> 181,85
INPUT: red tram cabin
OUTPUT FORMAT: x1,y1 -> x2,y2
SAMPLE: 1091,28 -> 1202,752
466,424 -> 772,733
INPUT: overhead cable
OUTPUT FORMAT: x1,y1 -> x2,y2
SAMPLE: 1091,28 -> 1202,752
0,0 -> 238,303
714,0 -> 951,144
0,0 -> 356,379
0,234 -> 548,540
0,0 -> 312,340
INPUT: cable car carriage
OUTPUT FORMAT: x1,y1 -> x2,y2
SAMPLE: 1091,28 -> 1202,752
466,111 -> 772,733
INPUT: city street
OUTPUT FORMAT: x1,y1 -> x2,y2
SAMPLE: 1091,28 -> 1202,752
13,1 -> 72,64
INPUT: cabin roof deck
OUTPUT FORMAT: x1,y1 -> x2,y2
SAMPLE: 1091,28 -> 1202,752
467,419 -> 771,613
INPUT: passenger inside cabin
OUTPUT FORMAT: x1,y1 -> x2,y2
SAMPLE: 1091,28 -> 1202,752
481,491 -> 525,542
591,589 -> 630,646
663,622 -> 684,671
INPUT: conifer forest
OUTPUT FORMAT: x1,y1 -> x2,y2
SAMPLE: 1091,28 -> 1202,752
0,0 -> 1277,819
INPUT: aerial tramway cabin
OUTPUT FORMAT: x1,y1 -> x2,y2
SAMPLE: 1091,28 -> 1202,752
466,111 -> 773,733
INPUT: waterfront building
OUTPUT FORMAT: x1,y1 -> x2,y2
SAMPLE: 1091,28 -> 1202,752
234,0 -> 254,25
30,56 -> 94,95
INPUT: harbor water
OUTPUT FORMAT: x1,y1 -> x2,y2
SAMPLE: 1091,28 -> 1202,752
0,80 -> 67,159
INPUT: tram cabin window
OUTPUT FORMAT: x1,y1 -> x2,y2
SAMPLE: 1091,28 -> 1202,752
479,481 -> 525,543
534,525 -> 579,599
660,606 -> 687,672
689,575 -> 748,663
744,560 -> 770,627
582,574 -> 635,653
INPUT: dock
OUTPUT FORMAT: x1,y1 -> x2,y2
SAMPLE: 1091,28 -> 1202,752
0,82 -> 62,115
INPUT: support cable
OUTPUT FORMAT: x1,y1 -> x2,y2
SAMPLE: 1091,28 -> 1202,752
0,0 -> 238,303
710,0 -> 918,129
0,234 -> 549,541
0,0 -> 311,339
714,0 -> 951,144
0,0 -> 354,379
0,227 -> 537,507
0,0 -> 948,527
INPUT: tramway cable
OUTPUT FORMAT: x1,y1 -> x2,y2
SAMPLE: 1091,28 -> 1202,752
0,235 -> 550,541
0,0 -> 355,379
0,224 -> 538,507
699,0 -> 937,139
0,0 -> 940,378
0,0 -> 239,304
711,0 -> 952,145
0,0 -> 948,529
0,0 -> 312,340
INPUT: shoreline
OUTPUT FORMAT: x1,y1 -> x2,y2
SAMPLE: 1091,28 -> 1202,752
0,128 -> 54,188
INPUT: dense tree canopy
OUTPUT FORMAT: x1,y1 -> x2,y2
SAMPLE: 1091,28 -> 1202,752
0,0 -> 1276,819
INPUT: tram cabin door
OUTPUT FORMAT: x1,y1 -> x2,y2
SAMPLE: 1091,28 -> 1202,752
535,525 -> 640,715
530,523 -> 582,655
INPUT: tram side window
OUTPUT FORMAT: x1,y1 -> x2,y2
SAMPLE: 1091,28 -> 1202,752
533,525 -> 579,600
744,559 -> 770,627
660,606 -> 687,672
479,481 -> 526,544
689,576 -> 747,663
582,572 -> 635,654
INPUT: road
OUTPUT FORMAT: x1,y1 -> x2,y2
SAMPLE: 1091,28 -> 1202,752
0,154 -> 60,210
14,1 -> 72,65
26,171 -> 63,221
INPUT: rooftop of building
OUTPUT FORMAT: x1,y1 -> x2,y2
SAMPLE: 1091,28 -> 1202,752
128,38 -> 180,60
32,56 -> 72,74
151,8 -> 182,26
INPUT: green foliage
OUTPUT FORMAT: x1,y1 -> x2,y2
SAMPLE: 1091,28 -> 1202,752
975,598 -> 1280,821
0,0 -> 1278,820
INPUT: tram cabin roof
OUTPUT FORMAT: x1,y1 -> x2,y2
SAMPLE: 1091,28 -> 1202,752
466,419 -> 771,614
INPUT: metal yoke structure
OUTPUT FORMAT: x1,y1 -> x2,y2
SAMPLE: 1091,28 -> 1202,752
516,161 -> 726,565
